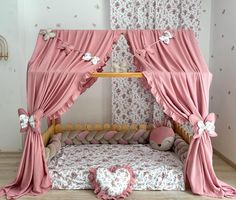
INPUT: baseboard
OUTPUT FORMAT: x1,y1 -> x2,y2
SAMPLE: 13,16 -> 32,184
213,148 -> 236,170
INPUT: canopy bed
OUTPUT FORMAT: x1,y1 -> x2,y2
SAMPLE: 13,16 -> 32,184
0,29 -> 236,199
42,122 -> 190,192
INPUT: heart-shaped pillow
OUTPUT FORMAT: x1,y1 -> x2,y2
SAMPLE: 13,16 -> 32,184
88,165 -> 135,200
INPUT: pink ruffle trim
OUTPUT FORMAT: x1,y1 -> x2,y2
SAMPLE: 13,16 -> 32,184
88,165 -> 136,200
124,35 -> 187,125
49,31 -> 122,120
142,71 -> 187,125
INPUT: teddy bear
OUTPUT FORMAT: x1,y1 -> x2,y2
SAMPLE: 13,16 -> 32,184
149,119 -> 175,151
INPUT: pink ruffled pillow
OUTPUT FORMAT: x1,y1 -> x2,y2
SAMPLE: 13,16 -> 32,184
88,165 -> 135,200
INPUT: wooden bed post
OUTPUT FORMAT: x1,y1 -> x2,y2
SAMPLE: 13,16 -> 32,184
42,119 -> 56,146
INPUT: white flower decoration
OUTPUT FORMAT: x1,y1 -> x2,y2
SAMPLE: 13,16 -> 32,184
159,31 -> 173,44
40,29 -> 56,41
19,114 -> 35,129
82,52 -> 100,65
197,120 -> 215,136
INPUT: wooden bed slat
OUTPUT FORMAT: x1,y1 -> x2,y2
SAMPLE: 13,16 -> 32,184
42,124 -> 55,146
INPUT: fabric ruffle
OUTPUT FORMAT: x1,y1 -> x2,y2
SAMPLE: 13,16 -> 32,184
49,31 -> 122,120
142,71 -> 188,125
88,165 -> 136,200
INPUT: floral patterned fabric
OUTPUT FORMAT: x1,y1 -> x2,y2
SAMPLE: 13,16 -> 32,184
110,0 -> 201,126
48,144 -> 185,190
89,165 -> 135,199
94,167 -> 131,196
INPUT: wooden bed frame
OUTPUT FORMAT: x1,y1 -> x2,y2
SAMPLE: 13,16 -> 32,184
42,122 -> 192,147
41,73 -> 193,146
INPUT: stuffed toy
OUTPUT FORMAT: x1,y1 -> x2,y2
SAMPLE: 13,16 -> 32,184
149,119 -> 175,151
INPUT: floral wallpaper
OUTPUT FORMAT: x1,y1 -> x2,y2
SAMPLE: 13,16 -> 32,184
110,0 -> 201,130
210,0 -> 236,164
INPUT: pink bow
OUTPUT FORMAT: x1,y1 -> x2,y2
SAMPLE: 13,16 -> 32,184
135,46 -> 155,58
189,113 -> 217,139
57,41 -> 74,55
18,108 -> 43,133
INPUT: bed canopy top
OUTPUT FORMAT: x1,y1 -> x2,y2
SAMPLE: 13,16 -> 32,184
0,29 -> 236,199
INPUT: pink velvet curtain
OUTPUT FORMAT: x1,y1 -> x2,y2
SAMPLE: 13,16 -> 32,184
1,29 -> 236,199
126,29 -> 236,197
0,30 -> 121,199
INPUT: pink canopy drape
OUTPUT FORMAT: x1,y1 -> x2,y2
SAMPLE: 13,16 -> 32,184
1,29 -> 236,199
126,29 -> 236,197
0,30 -> 121,199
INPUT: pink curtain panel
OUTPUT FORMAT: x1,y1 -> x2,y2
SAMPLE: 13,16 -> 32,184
0,29 -> 235,199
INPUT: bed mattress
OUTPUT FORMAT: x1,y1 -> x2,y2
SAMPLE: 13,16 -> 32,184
48,144 -> 185,190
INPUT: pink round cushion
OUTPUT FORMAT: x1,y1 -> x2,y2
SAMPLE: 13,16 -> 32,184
88,165 -> 135,200
149,126 -> 175,151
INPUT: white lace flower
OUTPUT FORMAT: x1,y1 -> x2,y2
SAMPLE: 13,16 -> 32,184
197,120 -> 215,136
40,29 -> 56,41
19,114 -> 35,129
82,52 -> 100,65
159,31 -> 173,44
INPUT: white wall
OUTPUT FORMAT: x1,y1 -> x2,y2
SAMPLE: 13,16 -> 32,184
0,0 -> 22,151
210,0 -> 236,164
20,0 -> 112,126
199,0 -> 212,65
0,0 -> 212,151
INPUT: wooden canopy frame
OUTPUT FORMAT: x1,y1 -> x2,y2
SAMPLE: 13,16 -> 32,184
42,72 -> 193,146
91,72 -> 144,78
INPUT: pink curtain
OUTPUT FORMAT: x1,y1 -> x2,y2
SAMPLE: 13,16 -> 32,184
1,29 -> 235,199
126,29 -> 236,197
0,30 -> 121,199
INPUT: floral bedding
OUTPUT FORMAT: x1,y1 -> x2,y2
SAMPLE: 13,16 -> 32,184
48,144 -> 185,190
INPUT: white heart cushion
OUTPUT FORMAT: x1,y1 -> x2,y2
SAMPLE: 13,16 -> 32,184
88,165 -> 135,200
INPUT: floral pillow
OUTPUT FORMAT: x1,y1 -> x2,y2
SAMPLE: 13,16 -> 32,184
88,165 -> 135,200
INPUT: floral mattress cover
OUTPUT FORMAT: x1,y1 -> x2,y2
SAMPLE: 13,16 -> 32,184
48,144 -> 185,190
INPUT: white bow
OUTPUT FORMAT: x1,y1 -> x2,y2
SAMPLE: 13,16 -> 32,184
82,52 -> 100,65
197,120 -> 215,136
159,31 -> 173,44
40,29 -> 56,41
19,114 -> 35,129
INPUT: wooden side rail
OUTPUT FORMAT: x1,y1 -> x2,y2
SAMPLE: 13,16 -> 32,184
53,123 -> 149,133
42,122 -> 192,147
42,124 -> 55,146
173,122 -> 193,144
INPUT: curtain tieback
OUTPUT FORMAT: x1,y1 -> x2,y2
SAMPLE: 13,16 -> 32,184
159,31 -> 173,44
135,46 -> 155,58
18,108 -> 43,133
189,113 -> 217,139
82,52 -> 100,65
40,29 -> 56,41
135,31 -> 173,58
57,40 -> 75,55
